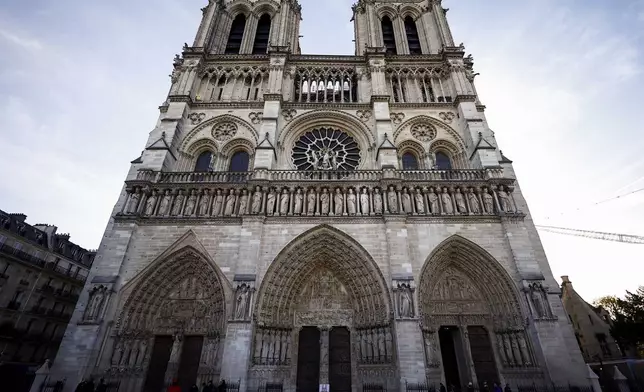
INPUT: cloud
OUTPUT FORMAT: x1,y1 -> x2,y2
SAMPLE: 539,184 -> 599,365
0,28 -> 43,51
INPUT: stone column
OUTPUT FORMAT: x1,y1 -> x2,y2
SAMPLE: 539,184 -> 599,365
459,326 -> 478,386
319,327 -> 330,386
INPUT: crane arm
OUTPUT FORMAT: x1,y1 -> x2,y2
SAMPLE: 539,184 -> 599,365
535,225 -> 644,244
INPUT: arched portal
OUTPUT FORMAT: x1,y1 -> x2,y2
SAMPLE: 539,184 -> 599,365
108,246 -> 228,392
418,236 -> 538,388
252,225 -> 395,391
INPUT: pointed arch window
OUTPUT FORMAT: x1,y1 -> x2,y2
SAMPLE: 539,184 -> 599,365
404,16 -> 422,55
225,14 -> 246,54
435,152 -> 452,170
229,151 -> 250,172
253,14 -> 271,54
402,152 -> 419,170
381,16 -> 397,55
194,151 -> 214,172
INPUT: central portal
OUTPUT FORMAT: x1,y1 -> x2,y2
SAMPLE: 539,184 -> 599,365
295,326 -> 352,392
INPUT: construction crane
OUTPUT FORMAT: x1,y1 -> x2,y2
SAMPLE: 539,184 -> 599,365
535,225 -> 644,244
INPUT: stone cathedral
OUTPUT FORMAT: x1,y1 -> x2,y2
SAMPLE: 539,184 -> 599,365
51,0 -> 589,391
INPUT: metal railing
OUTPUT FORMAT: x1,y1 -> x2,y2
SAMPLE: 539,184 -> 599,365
134,168 -> 506,184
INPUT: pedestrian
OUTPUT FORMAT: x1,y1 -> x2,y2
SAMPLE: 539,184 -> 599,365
440,383 -> 447,392
482,381 -> 489,392
190,384 -> 200,392
467,382 -> 474,392
168,379 -> 182,392
218,379 -> 227,392
504,384 -> 512,392
74,380 -> 86,392
204,380 -> 215,392
493,383 -> 502,392
84,377 -> 95,392
96,378 -> 108,392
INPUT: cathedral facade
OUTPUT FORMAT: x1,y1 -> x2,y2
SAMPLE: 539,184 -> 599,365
51,0 -> 589,391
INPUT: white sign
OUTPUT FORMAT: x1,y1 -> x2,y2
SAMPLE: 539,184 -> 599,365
319,384 -> 330,392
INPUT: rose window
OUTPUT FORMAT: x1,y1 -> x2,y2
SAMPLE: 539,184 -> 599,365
212,122 -> 238,141
292,128 -> 361,171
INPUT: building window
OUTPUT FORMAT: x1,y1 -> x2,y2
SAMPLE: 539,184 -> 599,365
252,14 -> 271,54
588,315 -> 594,325
225,14 -> 246,54
596,333 -> 611,356
404,16 -> 422,54
194,151 -> 214,172
402,152 -> 419,170
381,16 -> 397,55
435,152 -> 452,170
229,151 -> 250,172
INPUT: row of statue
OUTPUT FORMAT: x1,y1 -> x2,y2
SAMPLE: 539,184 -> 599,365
357,326 -> 394,364
253,327 -> 292,366
495,330 -> 534,368
123,184 -> 518,218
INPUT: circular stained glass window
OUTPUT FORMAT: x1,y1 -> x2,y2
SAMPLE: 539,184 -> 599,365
292,128 -> 361,171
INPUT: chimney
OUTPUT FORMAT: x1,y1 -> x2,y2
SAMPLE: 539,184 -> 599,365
561,276 -> 571,285
10,213 -> 27,222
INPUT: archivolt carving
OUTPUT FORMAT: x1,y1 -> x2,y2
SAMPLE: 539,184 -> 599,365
393,115 -> 465,151
180,114 -> 259,152
185,138 -> 219,158
255,225 -> 391,328
418,235 -> 523,329
220,137 -> 256,157
397,139 -> 425,158
116,246 -> 227,337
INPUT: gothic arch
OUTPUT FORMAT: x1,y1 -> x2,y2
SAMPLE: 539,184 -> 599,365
116,241 -> 230,337
252,1 -> 279,17
180,114 -> 259,152
227,1 -> 253,18
254,225 -> 392,328
278,110 -> 376,169
398,5 -> 422,21
418,235 -> 523,329
397,139 -> 426,169
394,115 -> 466,151
375,6 -> 399,21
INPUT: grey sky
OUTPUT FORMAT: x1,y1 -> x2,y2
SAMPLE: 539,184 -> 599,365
0,0 -> 642,301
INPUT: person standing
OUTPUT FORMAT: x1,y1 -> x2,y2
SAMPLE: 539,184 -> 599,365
168,379 -> 182,392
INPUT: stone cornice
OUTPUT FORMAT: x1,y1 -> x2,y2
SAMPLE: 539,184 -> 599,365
453,95 -> 477,104
389,102 -> 455,109
281,102 -> 370,110
190,101 -> 265,109
115,214 -> 520,226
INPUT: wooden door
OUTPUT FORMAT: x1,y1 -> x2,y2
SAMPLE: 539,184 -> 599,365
296,327 -> 320,392
143,335 -> 173,392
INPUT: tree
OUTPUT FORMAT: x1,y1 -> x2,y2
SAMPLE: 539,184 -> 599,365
595,286 -> 644,358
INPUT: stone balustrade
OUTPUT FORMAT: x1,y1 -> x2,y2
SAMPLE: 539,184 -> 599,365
120,169 -> 520,219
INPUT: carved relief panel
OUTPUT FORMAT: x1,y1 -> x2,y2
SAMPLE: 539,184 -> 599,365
82,284 -> 113,324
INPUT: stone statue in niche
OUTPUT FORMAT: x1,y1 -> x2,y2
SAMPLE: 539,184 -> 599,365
198,189 -> 210,216
168,333 -> 183,364
347,188 -> 357,215
497,185 -> 513,212
307,189 -> 317,215
428,187 -> 439,214
171,190 -> 185,216
320,188 -> 330,215
84,285 -> 108,321
266,188 -> 276,215
387,186 -> 398,213
159,189 -> 172,216
373,188 -> 383,214
127,188 -> 140,214
454,188 -> 467,214
441,188 -> 454,214
402,188 -> 413,214
212,189 -> 224,216
238,189 -> 249,215
144,190 -> 157,216
294,188 -> 304,215
251,186 -> 263,214
468,188 -> 480,214
415,188 -> 425,214
396,282 -> 414,318
234,284 -> 252,320
482,187 -> 494,214
224,189 -> 236,216
334,188 -> 344,215
184,189 -> 197,216
530,282 -> 553,319
279,188 -> 290,215
360,188 -> 370,215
